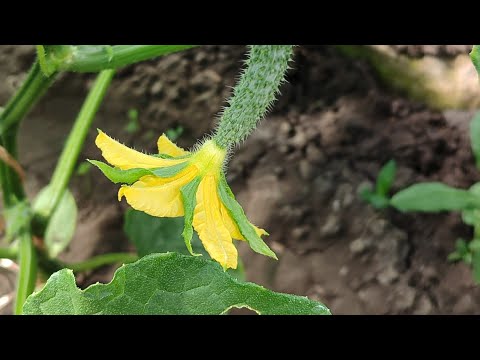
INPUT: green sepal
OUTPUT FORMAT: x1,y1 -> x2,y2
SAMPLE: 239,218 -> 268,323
217,173 -> 277,260
89,160 -> 188,184
180,176 -> 203,256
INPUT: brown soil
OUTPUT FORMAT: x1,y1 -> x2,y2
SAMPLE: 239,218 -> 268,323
1,45 -> 479,314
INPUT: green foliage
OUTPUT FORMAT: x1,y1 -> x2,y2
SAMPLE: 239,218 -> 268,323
390,182 -> 479,212
470,46 -> 480,78
124,209 -> 206,257
123,209 -> 245,280
88,160 -> 188,184
1,45 -> 329,315
165,125 -> 184,142
388,110 -> 480,283
23,253 -> 330,315
218,174 -> 276,259
125,108 -> 140,134
180,177 -> 203,256
360,159 -> 396,209
75,161 -> 92,176
376,159 -> 397,196
4,200 -> 31,243
470,112 -> 480,169
35,187 -> 78,258
448,238 -> 480,283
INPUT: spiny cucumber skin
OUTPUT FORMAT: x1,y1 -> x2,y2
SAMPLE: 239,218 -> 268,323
213,45 -> 294,149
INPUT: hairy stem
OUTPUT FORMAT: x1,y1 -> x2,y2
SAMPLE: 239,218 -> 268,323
33,69 -> 115,226
213,45 -> 293,148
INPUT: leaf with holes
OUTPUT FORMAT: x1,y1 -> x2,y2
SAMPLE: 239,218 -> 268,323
23,252 -> 330,315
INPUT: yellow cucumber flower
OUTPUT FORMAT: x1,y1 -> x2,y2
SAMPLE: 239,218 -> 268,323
90,130 -> 276,269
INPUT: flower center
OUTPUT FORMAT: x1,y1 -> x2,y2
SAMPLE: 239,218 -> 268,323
192,140 -> 227,176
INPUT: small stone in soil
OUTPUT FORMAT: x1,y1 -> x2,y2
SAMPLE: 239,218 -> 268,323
413,294 -> 434,315
320,214 -> 342,237
392,286 -> 416,312
339,266 -> 349,277
298,159 -> 314,180
452,294 -> 475,314
376,265 -> 400,285
291,226 -> 310,241
350,237 -> 373,254
305,143 -> 326,164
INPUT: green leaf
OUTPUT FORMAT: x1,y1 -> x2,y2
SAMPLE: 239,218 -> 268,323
76,161 -> 92,176
376,159 -> 396,197
360,188 -> 390,209
472,250 -> 480,284
125,108 -> 140,134
89,160 -> 188,185
123,209 -> 244,280
470,112 -> 480,169
124,210 -> 206,257
448,239 -> 470,262
462,209 -> 480,226
165,126 -> 184,142
180,177 -> 202,256
23,253 -> 330,315
4,201 -> 31,243
470,45 -> 480,77
43,189 -> 77,258
218,174 -> 276,260
390,182 -> 479,213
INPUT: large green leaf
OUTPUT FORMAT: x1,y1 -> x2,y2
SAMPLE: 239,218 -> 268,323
23,252 -> 330,315
124,209 -> 206,257
390,182 -> 479,212
376,159 -> 396,197
123,209 -> 244,280
470,112 -> 480,169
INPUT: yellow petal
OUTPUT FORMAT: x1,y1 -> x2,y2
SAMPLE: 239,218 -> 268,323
157,134 -> 189,157
193,176 -> 237,269
118,166 -> 198,217
96,130 -> 187,170
219,201 -> 268,241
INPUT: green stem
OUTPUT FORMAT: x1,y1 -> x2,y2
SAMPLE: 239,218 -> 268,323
0,60 -> 57,136
0,246 -> 17,259
33,69 -> 115,224
0,60 -> 57,206
67,252 -> 138,273
14,232 -> 37,314
39,45 -> 197,74
213,45 -> 294,149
